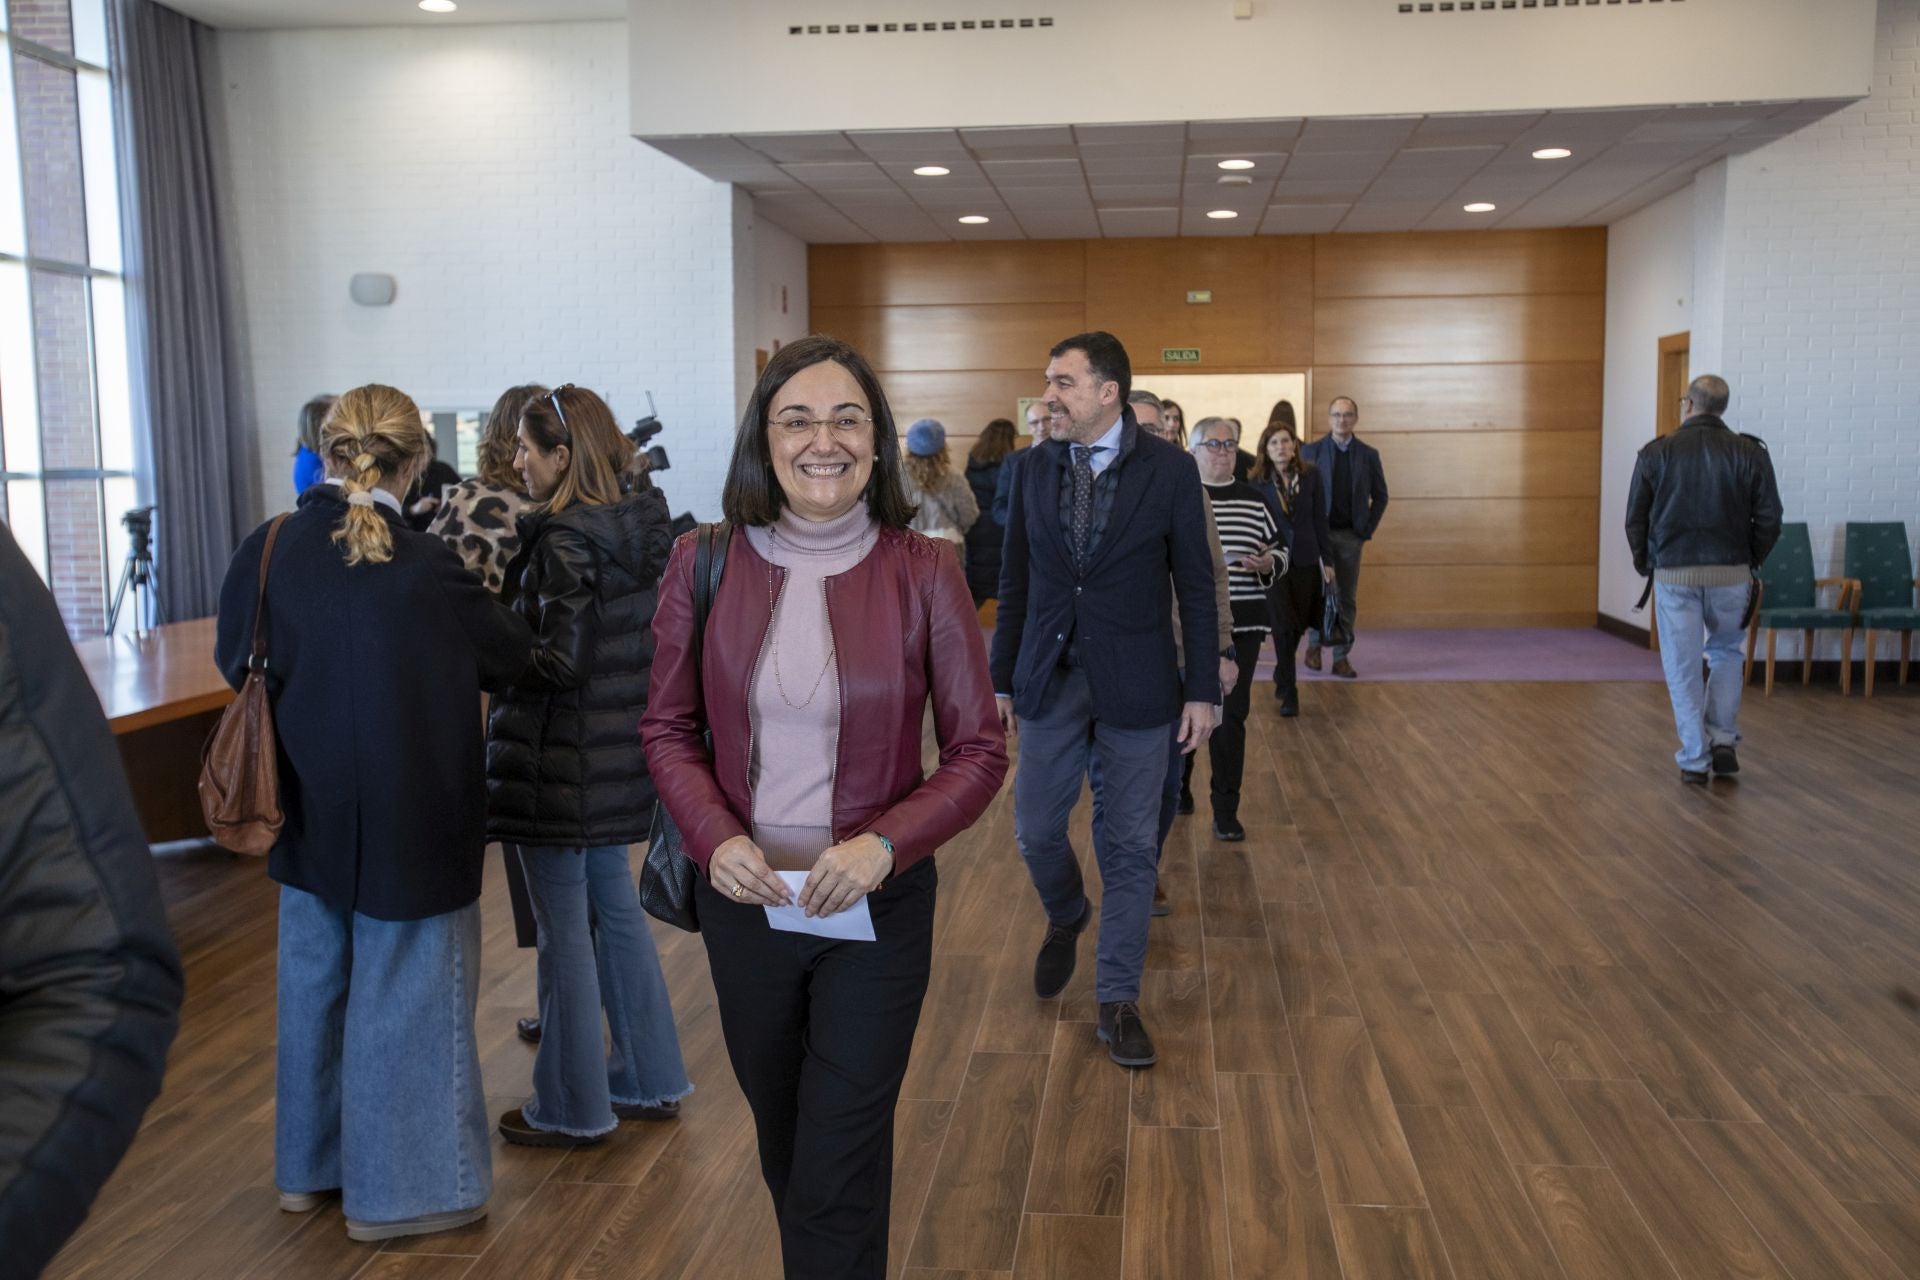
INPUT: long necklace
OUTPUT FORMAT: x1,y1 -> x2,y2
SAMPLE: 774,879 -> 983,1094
766,524 -> 870,709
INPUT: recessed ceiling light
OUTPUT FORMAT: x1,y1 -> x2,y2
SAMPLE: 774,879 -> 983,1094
1531,147 -> 1572,160
1463,201 -> 1497,213
417,0 -> 457,11
957,214 -> 990,224
1216,159 -> 1256,171
1206,209 -> 1239,219
912,165 -> 951,177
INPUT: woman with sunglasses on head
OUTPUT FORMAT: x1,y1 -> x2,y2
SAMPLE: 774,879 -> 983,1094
642,336 -> 1006,1279
486,384 -> 691,1148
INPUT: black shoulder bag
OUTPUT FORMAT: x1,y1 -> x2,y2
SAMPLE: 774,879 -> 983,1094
638,521 -> 730,932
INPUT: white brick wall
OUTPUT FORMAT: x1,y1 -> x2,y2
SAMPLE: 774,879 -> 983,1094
1718,0 -> 1920,607
212,20 -> 739,524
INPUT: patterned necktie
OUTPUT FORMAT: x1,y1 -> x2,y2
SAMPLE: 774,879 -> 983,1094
1070,444 -> 1096,568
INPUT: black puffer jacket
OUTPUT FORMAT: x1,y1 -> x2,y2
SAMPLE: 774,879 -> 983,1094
487,486 -> 673,847
0,525 -> 183,1279
1625,415 -> 1783,576
964,456 -> 1004,603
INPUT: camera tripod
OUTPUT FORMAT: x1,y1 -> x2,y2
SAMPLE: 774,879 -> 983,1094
105,508 -> 163,637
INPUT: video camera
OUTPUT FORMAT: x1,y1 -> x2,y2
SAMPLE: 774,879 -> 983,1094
122,505 -> 156,554
627,392 -> 670,474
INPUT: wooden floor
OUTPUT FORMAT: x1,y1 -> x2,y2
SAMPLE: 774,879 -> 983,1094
46,677 -> 1920,1280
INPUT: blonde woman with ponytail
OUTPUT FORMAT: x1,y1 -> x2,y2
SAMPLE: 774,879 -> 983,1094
215,383 -> 532,1244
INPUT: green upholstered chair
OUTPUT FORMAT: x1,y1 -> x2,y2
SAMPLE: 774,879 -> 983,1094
1844,521 -> 1920,697
1745,522 -> 1857,695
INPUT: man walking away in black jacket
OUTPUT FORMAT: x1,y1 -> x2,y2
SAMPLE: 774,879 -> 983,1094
1625,374 -> 1784,785
0,524 -> 184,1280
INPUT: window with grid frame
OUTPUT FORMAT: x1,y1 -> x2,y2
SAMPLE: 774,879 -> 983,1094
0,0 -> 136,639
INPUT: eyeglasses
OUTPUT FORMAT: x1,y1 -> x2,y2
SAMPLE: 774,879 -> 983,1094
769,413 -> 872,436
1193,439 -> 1238,452
548,383 -> 575,435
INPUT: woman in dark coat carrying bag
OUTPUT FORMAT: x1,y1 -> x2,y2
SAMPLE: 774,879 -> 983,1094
1252,418 -> 1335,717
486,384 -> 691,1147
216,384 -> 532,1242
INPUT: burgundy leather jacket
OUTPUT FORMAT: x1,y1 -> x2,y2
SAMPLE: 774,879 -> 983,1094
641,523 -> 1008,878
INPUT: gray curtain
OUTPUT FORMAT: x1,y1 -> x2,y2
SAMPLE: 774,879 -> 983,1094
112,0 -> 258,623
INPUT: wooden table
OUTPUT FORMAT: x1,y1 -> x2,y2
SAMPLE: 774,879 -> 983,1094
76,617 -> 234,843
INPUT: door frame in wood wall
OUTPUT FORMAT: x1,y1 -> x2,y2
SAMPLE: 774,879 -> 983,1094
1656,331 -> 1691,438
1648,331 -> 1691,650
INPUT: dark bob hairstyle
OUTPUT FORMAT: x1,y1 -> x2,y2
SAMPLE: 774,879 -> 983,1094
721,334 -> 916,529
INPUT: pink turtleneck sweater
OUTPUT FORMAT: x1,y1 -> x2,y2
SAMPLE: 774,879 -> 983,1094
743,504 -> 878,870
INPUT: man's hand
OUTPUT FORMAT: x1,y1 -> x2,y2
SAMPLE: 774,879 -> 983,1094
1321,561 -> 1336,584
1218,655 -> 1238,697
996,694 -> 1017,736
1176,701 -> 1216,754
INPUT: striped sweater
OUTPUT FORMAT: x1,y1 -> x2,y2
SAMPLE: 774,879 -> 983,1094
1201,478 -> 1284,634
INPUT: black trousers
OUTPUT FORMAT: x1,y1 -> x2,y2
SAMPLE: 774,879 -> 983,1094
1181,632 -> 1263,820
1268,566 -> 1320,690
697,859 -> 938,1280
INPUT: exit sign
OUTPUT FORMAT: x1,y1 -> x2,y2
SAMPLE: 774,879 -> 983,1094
1162,347 -> 1201,364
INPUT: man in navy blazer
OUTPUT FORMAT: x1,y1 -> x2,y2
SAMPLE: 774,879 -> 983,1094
992,331 -> 1221,1070
1300,396 -> 1389,677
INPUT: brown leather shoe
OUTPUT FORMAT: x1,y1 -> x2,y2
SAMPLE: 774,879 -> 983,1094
1304,645 -> 1322,672
1332,659 -> 1357,679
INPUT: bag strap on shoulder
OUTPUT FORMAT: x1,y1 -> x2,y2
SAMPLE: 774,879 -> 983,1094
249,514 -> 293,671
689,520 -> 731,681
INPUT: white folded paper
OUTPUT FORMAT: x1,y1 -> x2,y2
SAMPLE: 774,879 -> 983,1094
763,870 -> 877,942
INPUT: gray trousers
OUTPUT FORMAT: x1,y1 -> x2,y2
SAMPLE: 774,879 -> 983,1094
1013,663 -> 1172,1005
1307,527 -> 1365,660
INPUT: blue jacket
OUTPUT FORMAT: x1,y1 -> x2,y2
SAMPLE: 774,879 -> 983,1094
1301,434 -> 1389,540
293,446 -> 325,495
990,411 -> 1220,729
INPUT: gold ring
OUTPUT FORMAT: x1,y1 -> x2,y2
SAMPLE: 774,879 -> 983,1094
732,883 -> 744,898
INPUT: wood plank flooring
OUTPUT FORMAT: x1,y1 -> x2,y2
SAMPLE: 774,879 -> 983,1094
45,677 -> 1920,1280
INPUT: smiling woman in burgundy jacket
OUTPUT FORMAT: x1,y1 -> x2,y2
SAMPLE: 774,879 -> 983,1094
642,336 -> 1006,1280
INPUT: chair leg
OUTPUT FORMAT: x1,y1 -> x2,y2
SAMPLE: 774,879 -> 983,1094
1766,630 -> 1777,696
1744,623 -> 1759,687
1841,629 -> 1854,696
1902,631 -> 1912,687
1802,630 -> 1814,686
1865,630 -> 1877,698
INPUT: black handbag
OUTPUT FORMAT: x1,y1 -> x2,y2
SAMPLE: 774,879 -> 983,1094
638,521 -> 729,932
1320,577 -> 1355,651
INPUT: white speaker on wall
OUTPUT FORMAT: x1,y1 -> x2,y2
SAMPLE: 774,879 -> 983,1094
349,273 -> 396,306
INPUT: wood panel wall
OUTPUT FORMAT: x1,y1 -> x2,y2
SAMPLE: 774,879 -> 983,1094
809,229 -> 1606,629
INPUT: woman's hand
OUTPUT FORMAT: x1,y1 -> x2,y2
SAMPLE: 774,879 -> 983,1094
1321,561 -> 1336,584
709,835 -> 790,907
1241,550 -> 1277,575
799,833 -> 892,917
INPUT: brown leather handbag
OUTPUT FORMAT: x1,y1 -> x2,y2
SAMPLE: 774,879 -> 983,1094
199,514 -> 291,855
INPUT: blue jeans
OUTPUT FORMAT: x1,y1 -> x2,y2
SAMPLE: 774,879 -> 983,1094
518,844 -> 691,1137
1654,581 -> 1750,773
275,886 -> 489,1225
1014,664 -> 1173,1004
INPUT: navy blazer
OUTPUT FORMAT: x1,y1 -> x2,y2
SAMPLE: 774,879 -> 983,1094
216,487 -> 532,921
990,410 -> 1220,730
1301,434 -> 1389,540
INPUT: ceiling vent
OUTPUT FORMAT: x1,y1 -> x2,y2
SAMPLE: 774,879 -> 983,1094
1398,0 -> 1682,11
788,16 -> 1053,34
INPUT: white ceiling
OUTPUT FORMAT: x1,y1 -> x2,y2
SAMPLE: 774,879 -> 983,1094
163,0 -> 621,29
644,100 -> 1850,243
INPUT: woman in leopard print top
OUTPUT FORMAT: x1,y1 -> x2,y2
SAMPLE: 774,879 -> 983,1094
430,384 -> 546,596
